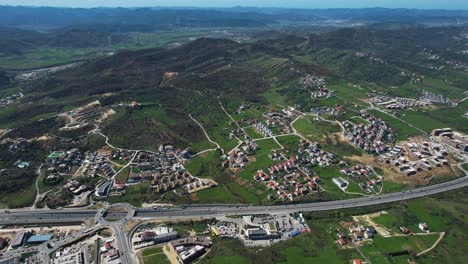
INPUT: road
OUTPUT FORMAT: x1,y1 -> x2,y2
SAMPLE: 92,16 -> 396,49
2,164 -> 467,225
0,163 -> 466,263
188,114 -> 223,154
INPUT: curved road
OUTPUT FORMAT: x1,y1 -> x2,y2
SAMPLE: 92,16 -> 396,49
1,163 -> 467,225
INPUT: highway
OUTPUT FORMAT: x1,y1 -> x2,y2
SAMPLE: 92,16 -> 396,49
1,164 -> 466,263
2,168 -> 468,225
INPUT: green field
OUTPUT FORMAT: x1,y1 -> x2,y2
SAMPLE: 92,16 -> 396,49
0,183 -> 36,208
368,109 -> 422,140
292,115 -> 361,157
105,183 -> 161,207
292,115 -> 342,142
139,246 -> 170,264
237,139 -> 281,179
397,107 -> 468,134
115,167 -> 130,182
142,247 -> 163,256
244,126 -> 264,139
185,150 -> 222,178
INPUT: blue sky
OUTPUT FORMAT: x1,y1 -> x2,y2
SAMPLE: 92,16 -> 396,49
1,0 -> 467,10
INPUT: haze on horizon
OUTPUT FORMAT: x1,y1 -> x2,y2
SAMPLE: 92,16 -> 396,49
2,0 -> 468,10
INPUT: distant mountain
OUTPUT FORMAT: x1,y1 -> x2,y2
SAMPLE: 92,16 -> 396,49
0,26 -> 128,56
24,26 -> 467,99
0,6 -> 466,30
0,6 -> 274,29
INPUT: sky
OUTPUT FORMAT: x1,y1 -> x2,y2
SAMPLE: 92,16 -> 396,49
1,0 -> 467,10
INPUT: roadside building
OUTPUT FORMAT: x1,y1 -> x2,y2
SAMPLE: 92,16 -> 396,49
26,234 -> 53,245
97,180 -> 113,196
11,232 -> 30,248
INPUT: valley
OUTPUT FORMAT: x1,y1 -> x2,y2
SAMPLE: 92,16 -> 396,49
0,5 -> 467,264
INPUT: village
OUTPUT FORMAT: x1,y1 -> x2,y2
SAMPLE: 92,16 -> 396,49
344,110 -> 395,154
369,94 -> 431,110
254,139 -> 334,201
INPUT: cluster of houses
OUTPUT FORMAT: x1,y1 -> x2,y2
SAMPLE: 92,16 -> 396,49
299,74 -> 327,89
311,87 -> 336,99
128,166 -> 194,194
221,142 -> 259,170
46,149 -> 84,172
63,179 -> 88,195
184,178 -> 217,194
44,149 -> 87,186
355,51 -> 385,63
344,111 -> 395,154
254,122 -> 273,137
447,60 -> 468,72
310,105 -> 346,117
256,167 -> 323,201
420,90 -> 455,106
82,152 -> 115,178
254,140 -> 333,200
111,149 -> 133,162
263,109 -> 298,134
340,164 -> 381,192
336,225 -> 378,247
0,92 -> 22,108
116,146 -> 196,194
432,128 -> 468,154
369,94 -> 431,109
379,140 -> 449,176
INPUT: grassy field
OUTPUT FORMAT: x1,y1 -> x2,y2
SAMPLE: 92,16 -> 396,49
292,115 -> 341,142
397,107 -> 468,134
244,126 -> 264,139
237,139 -> 281,179
189,140 -> 217,153
292,115 -> 361,157
105,183 -> 161,207
0,183 -> 36,208
196,185 -> 239,203
139,246 -> 170,264
37,171 -> 72,193
368,109 -> 422,141
184,150 -> 222,178
195,180 -> 262,204
115,167 -> 130,182
367,188 -> 468,263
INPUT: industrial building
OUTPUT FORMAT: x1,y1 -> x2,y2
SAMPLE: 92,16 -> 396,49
10,232 -> 30,248
26,234 -> 53,245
